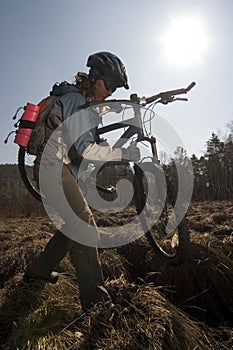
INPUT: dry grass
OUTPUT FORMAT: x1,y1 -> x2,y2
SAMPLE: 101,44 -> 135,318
0,276 -> 224,350
143,233 -> 233,325
0,201 -> 233,349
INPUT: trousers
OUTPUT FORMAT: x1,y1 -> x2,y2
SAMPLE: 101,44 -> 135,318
26,163 -> 111,310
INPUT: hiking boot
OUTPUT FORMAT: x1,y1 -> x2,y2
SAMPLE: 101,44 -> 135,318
23,271 -> 59,284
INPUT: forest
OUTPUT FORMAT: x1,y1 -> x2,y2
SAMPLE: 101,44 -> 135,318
0,131 -> 232,217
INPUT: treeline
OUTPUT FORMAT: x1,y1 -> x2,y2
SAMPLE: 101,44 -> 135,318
0,164 -> 133,217
0,132 -> 232,217
163,132 -> 233,202
0,164 -> 45,217
191,133 -> 233,201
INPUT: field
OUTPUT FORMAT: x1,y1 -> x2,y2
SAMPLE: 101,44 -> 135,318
0,200 -> 232,349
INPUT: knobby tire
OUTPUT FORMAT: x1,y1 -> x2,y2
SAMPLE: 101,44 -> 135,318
133,162 -> 190,266
18,146 -> 42,202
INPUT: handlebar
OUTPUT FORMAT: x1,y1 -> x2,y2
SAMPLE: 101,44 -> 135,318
96,81 -> 196,147
130,81 -> 196,106
92,81 -> 196,115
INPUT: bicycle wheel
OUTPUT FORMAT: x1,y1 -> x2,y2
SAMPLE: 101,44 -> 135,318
133,162 -> 190,266
18,146 -> 43,202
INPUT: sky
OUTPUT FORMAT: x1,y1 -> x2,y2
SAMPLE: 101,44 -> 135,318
1,0 -> 233,164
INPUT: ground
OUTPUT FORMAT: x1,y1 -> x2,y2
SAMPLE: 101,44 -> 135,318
0,201 -> 232,349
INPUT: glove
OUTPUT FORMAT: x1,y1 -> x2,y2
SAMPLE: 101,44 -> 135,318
122,145 -> 141,162
97,138 -> 110,147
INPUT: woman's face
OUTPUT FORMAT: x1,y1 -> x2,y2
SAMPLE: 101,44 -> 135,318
93,79 -> 115,101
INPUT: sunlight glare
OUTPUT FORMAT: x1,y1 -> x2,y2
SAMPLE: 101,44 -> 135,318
161,18 -> 207,65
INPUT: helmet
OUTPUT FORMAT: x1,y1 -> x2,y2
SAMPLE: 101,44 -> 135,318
87,51 -> 129,90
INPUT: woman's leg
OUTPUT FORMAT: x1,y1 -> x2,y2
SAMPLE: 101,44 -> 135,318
70,243 -> 111,310
61,165 -> 111,309
25,229 -> 73,279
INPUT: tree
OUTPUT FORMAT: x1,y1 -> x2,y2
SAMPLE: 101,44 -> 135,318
205,133 -> 225,200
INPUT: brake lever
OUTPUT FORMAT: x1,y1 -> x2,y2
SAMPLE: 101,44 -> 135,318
173,97 -> 188,102
160,96 -> 188,104
160,94 -> 175,104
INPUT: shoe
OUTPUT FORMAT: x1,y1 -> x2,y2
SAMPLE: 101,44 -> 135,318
23,271 -> 59,284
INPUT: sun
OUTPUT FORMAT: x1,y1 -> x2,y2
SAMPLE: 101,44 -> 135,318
161,18 -> 207,65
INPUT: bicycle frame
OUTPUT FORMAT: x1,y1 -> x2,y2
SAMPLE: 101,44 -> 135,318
95,81 -> 196,165
96,100 -> 159,164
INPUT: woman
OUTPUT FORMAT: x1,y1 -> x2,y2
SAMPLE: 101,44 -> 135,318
24,52 -> 140,311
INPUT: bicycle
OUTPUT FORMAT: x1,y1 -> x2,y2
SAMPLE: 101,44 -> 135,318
15,81 -> 196,265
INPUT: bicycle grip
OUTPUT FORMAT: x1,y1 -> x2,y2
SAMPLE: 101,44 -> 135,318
186,81 -> 196,92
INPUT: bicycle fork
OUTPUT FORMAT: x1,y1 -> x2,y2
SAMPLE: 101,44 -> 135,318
133,164 -> 161,251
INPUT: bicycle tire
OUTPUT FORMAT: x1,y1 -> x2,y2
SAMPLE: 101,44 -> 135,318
18,146 -> 43,202
133,162 -> 190,266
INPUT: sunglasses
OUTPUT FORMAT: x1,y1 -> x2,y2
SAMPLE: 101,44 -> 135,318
103,80 -> 117,93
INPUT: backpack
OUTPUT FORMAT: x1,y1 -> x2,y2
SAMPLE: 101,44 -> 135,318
27,95 -> 60,155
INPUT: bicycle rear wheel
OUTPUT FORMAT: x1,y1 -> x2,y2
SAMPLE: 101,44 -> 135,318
18,146 -> 43,202
133,162 -> 190,266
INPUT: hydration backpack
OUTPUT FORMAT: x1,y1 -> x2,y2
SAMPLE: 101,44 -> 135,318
26,95 -> 60,155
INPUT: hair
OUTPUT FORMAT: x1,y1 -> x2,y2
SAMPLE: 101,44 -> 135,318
74,72 -> 96,99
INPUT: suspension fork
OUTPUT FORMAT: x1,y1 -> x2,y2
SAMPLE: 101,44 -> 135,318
133,163 -> 146,214
133,135 -> 159,212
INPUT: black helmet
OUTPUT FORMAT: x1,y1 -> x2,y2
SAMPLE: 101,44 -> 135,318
87,51 -> 129,90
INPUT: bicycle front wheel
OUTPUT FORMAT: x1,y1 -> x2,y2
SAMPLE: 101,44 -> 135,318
18,146 -> 43,202
133,162 -> 190,266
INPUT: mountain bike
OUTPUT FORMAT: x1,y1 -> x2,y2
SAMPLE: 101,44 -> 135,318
15,81 -> 196,265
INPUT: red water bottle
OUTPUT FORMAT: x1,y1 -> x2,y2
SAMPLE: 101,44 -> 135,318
14,102 -> 40,147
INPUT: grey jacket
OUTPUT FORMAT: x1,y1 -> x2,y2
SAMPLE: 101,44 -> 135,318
43,82 -> 122,167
